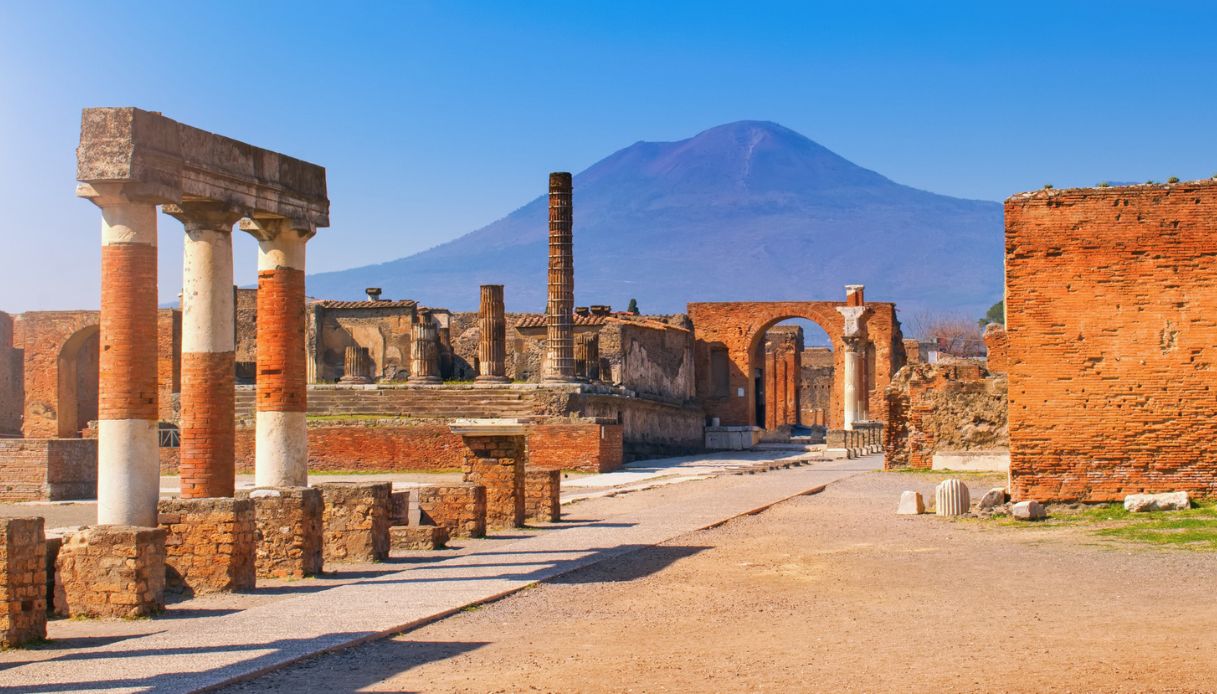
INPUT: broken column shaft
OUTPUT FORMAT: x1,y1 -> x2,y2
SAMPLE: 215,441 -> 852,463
410,310 -> 441,384
476,284 -> 508,383
543,172 -> 577,383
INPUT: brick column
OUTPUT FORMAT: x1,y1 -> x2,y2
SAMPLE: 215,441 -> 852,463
166,202 -> 243,499
83,184 -> 160,527
241,219 -> 311,487
543,172 -> 577,383
475,284 -> 508,384
410,309 -> 441,384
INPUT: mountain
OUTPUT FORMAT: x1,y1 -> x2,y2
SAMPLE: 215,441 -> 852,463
307,121 -> 1004,319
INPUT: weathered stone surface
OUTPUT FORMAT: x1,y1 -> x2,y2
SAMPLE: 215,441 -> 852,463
523,468 -> 561,523
316,482 -> 391,563
54,525 -> 165,619
885,362 -> 1008,470
978,487 -> 1008,509
895,491 -> 925,515
1011,500 -> 1046,521
1124,492 -> 1191,513
158,497 -> 255,594
935,479 -> 970,516
389,525 -> 449,551
460,434 -> 525,530
239,487 -> 323,579
417,483 -> 486,539
1,517 -> 47,647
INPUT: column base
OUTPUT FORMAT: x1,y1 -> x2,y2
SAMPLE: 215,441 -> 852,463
315,482 -> 392,563
54,525 -> 165,619
523,468 -> 561,523
239,487 -> 323,579
417,483 -> 486,538
1,518 -> 46,647
158,498 -> 256,595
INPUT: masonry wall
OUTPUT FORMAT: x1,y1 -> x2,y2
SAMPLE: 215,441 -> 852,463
17,312 -> 99,438
983,324 -> 1008,374
884,362 -> 1008,470
158,309 -> 182,422
799,347 -> 833,427
0,439 -> 97,502
0,312 -> 21,436
1006,181 -> 1217,501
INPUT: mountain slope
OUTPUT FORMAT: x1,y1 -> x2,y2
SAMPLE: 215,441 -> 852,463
307,121 -> 1003,317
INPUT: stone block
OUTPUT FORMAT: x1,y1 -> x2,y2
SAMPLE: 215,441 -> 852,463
461,434 -> 525,531
524,468 -> 561,523
417,483 -> 486,539
935,479 -> 970,516
158,497 -> 255,594
54,525 -> 165,619
1124,491 -> 1191,513
1012,500 -> 1046,521
239,487 -> 323,579
978,487 -> 1008,509
316,481 -> 392,563
895,491 -> 925,515
389,525 -> 449,551
1,517 -> 47,647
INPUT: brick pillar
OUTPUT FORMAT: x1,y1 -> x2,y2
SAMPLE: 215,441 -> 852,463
241,219 -> 312,488
475,284 -> 508,384
410,309 -> 442,384
460,435 -> 526,530
83,184 -> 160,527
166,202 -> 243,499
543,172 -> 577,383
0,517 -> 46,647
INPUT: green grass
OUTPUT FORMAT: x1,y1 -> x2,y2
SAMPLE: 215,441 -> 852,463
305,413 -> 402,422
309,468 -> 461,476
887,468 -> 1005,480
998,500 -> 1217,551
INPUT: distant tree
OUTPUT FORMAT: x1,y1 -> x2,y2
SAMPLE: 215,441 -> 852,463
979,300 -> 1004,328
627,298 -> 639,315
906,310 -> 985,358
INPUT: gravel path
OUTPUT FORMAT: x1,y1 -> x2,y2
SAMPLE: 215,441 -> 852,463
225,471 -> 1217,693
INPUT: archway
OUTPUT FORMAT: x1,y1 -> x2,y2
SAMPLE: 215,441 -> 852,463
749,316 -> 837,434
56,325 -> 99,438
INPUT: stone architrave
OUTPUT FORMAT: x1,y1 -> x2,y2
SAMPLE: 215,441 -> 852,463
475,285 -> 509,384
543,172 -> 577,383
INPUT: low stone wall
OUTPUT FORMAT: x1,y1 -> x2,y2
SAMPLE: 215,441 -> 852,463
884,362 -> 1008,470
576,393 -> 705,461
0,439 -> 97,502
239,487 -> 323,579
1,517 -> 46,647
523,468 -> 560,523
54,525 -> 165,619
158,498 -> 255,594
461,435 -> 525,531
316,482 -> 391,563
417,483 -> 486,538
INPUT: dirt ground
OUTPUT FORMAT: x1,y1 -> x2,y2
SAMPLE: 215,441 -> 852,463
223,471 -> 1217,693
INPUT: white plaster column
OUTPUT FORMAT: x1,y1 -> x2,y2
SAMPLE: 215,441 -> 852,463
241,219 -> 312,488
837,295 -> 871,432
84,183 -> 161,526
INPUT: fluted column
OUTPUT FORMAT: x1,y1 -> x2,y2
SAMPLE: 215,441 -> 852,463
340,346 -> 372,384
410,310 -> 442,384
475,284 -> 508,384
837,284 -> 871,431
543,172 -> 577,383
574,332 -> 600,381
841,336 -> 864,430
83,184 -> 161,526
166,202 -> 243,499
241,218 -> 312,488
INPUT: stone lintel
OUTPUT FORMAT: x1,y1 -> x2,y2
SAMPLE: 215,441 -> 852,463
77,107 -> 329,230
450,418 -> 528,436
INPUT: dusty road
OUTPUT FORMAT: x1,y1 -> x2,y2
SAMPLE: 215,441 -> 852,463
225,471 -> 1217,693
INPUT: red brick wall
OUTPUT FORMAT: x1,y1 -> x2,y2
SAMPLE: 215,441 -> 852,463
157,309 -> 181,423
100,244 -> 159,422
179,352 -> 235,497
17,312 -> 99,438
1006,182 -> 1217,501
0,439 -> 96,501
256,268 -> 306,412
983,324 -> 1008,374
884,363 -> 1007,470
527,423 -> 623,473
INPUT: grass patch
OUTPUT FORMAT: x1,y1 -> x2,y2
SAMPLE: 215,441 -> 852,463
995,500 -> 1217,551
309,468 -> 461,476
887,468 -> 1005,480
306,413 -> 402,423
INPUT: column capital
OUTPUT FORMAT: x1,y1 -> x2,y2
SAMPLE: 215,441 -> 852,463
239,216 -> 316,243
163,200 -> 245,233
841,334 -> 867,353
77,181 -> 170,208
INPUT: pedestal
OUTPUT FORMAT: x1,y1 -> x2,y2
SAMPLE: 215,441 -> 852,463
316,482 -> 391,563
158,498 -> 255,594
240,487 -> 323,579
54,525 -> 165,618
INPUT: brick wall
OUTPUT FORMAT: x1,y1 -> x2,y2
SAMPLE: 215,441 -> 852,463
527,423 -> 623,473
158,498 -> 255,594
983,324 -> 1008,374
1,517 -> 46,647
884,362 -> 1008,469
417,483 -> 485,538
0,312 -> 21,436
460,435 -> 525,530
0,439 -> 97,502
157,309 -> 182,422
17,312 -> 99,438
1006,181 -> 1217,501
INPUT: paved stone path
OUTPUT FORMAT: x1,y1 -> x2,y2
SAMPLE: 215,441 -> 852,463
0,453 -> 880,693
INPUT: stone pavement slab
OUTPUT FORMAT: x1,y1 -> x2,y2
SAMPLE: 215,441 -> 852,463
0,454 -> 881,693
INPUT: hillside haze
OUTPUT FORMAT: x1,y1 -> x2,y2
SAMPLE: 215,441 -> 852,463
308,121 -> 1003,318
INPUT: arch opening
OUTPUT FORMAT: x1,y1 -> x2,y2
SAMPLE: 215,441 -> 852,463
56,325 -> 99,438
750,317 -> 834,440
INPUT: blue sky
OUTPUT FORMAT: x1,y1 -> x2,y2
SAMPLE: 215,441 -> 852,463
2,1 -> 1215,312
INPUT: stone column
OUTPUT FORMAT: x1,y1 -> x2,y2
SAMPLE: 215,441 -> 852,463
475,285 -> 508,384
340,346 -> 372,384
575,333 -> 600,381
166,202 -> 243,499
83,184 -> 161,527
836,285 -> 870,432
543,172 -> 577,383
241,219 -> 312,488
410,310 -> 441,384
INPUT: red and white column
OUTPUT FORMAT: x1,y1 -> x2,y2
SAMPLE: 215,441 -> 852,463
244,220 -> 311,487
86,184 -> 161,526
166,202 -> 242,498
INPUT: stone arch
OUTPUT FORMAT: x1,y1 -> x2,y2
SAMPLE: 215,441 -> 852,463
56,325 -> 100,437
689,300 -> 904,430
